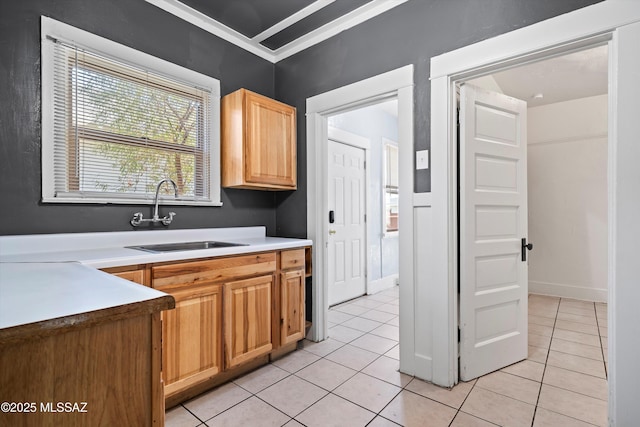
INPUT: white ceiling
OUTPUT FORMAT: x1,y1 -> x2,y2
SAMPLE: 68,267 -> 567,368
484,45 -> 608,108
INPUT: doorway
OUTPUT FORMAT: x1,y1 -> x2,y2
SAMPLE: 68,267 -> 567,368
326,100 -> 400,306
306,65 -> 419,377
429,3 -> 640,423
457,44 -> 609,380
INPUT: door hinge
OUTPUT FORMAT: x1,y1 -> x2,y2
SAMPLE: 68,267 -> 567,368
458,327 -> 461,342
364,214 -> 366,222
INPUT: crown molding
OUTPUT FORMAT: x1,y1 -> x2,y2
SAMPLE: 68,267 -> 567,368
146,0 -> 409,63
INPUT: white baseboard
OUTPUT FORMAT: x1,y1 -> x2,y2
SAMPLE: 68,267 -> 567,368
529,280 -> 607,302
368,274 -> 399,295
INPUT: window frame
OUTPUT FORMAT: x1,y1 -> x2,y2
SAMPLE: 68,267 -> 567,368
382,137 -> 399,237
41,16 -> 222,206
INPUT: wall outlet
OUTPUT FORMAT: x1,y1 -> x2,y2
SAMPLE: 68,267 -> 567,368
416,150 -> 429,170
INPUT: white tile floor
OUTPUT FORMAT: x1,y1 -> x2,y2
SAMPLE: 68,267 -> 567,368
166,290 -> 608,427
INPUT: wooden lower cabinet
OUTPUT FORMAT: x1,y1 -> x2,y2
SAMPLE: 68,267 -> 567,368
0,308 -> 170,427
115,247 -> 312,406
224,275 -> 273,368
162,283 -> 222,398
114,269 -> 145,285
280,269 -> 305,345
102,265 -> 147,286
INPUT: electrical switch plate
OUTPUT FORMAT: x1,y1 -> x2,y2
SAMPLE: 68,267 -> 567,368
416,150 -> 429,170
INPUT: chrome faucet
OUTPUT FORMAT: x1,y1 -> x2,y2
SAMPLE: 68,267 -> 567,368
130,179 -> 178,227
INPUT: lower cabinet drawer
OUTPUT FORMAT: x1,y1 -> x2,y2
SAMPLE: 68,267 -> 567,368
280,249 -> 305,270
152,252 -> 276,290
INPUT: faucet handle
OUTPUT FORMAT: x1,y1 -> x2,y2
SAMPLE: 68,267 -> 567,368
130,212 -> 144,227
161,212 -> 176,226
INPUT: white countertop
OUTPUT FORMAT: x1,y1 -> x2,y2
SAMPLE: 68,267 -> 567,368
0,262 -> 172,330
0,227 -> 312,330
0,236 -> 311,269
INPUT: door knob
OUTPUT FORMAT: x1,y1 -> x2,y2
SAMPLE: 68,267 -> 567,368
521,238 -> 533,262
329,230 -> 336,235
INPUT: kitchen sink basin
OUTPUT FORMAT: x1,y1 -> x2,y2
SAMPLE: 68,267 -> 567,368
127,241 -> 248,253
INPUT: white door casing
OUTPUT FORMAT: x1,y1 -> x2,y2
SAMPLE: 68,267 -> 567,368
328,139 -> 366,305
306,65 -> 415,377
459,84 -> 528,381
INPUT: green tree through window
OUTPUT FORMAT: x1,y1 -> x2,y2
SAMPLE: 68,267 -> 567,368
71,54 -> 206,198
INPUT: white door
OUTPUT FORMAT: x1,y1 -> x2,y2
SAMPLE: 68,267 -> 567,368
328,139 -> 366,306
459,84 -> 529,381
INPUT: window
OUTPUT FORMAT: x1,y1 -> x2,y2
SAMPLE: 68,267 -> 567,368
41,17 -> 221,205
383,139 -> 398,234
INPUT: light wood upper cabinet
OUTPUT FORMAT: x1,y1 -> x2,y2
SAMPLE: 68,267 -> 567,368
161,283 -> 222,399
222,88 -> 297,190
224,275 -> 273,368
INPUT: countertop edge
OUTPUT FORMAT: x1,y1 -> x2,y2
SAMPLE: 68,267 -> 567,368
83,239 -> 313,269
0,293 -> 175,345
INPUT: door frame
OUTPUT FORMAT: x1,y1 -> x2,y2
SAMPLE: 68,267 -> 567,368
327,127 -> 371,306
306,65 -> 417,375
430,2 -> 640,422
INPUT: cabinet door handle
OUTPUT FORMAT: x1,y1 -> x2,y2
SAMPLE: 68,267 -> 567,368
329,230 -> 336,235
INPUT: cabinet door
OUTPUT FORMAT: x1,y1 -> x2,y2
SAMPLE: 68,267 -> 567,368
245,92 -> 296,188
113,269 -> 145,285
162,283 -> 222,397
224,275 -> 273,368
281,269 -> 305,345
102,266 -> 147,286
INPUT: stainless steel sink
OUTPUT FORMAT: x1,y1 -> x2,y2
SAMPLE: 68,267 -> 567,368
127,241 -> 248,253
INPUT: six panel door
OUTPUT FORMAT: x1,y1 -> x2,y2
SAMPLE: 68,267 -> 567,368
328,139 -> 366,305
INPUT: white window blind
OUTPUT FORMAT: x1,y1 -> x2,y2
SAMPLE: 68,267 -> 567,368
44,33 -> 216,204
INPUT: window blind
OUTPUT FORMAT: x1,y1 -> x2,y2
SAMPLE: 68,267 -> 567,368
49,38 -> 212,202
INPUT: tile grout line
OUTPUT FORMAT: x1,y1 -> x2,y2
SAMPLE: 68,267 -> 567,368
530,298 -> 607,426
296,318 -> 400,420
172,293 -> 605,427
593,302 -> 608,380
178,402 -> 206,425
529,296 -> 561,427
318,296 -> 409,424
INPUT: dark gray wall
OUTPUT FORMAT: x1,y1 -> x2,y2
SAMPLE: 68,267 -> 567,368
0,0 -> 603,237
274,0 -> 602,238
0,0 -> 277,235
